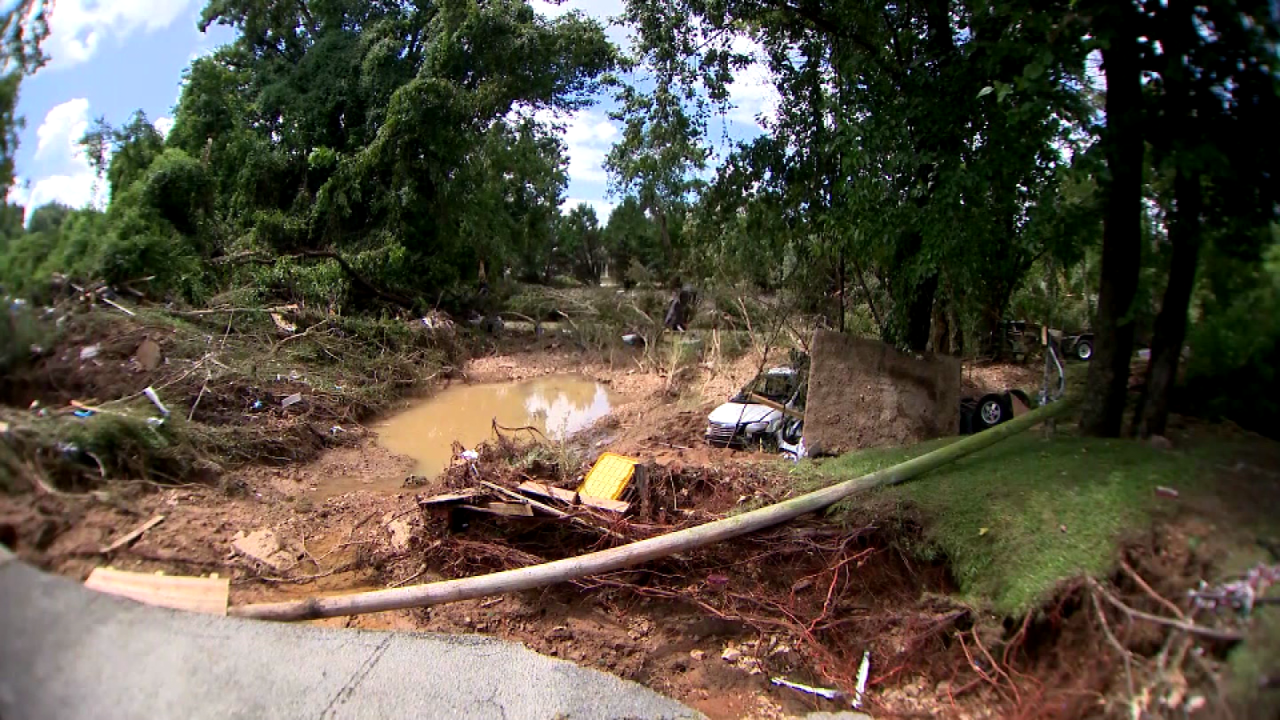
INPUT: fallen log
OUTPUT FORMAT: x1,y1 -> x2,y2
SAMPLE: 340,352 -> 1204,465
232,397 -> 1077,621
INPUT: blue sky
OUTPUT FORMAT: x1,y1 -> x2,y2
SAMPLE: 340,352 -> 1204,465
10,0 -> 775,223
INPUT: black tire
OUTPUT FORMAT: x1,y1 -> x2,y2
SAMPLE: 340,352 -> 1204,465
781,417 -> 804,445
974,394 -> 1007,431
1074,338 -> 1093,361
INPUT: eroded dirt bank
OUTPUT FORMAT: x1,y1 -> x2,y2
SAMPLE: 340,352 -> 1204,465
2,328 -> 1272,719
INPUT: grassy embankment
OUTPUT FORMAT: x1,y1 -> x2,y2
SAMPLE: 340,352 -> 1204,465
802,430 -> 1276,615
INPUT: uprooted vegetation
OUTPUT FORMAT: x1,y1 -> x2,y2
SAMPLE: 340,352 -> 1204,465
1,296 -> 464,491
2,294 -> 1278,719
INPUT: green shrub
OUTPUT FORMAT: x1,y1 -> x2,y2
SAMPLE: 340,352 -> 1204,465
1184,242 -> 1280,435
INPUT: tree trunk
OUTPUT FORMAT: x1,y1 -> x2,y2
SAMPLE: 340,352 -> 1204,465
905,273 -> 938,353
836,247 -> 847,333
1134,0 -> 1202,438
1134,168 -> 1201,437
1080,7 -> 1145,437
930,293 -> 952,355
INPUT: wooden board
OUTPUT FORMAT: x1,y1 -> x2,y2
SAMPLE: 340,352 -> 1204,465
419,490 -> 484,506
100,515 -> 165,554
458,502 -> 536,518
517,481 -> 630,514
84,567 -> 229,616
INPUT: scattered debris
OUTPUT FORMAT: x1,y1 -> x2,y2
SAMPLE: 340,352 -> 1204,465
84,567 -> 229,615
99,295 -> 137,317
460,449 -> 480,461
853,650 -> 871,709
142,386 -> 171,418
231,529 -> 292,572
578,452 -> 639,501
516,481 -> 630,513
771,677 -> 843,701
79,344 -> 100,361
1189,563 -> 1280,615
134,339 -> 162,371
73,409 -> 94,418
385,517 -> 413,552
419,490 -> 484,506
270,313 -> 297,334
1155,486 -> 1180,498
281,393 -> 304,409
100,515 -> 165,554
459,502 -> 536,518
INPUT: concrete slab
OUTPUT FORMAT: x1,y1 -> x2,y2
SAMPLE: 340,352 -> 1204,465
0,557 -> 701,720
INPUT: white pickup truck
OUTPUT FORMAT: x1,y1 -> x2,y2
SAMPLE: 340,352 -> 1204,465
705,366 -> 805,455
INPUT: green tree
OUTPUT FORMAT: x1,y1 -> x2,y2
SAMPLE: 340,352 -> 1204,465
175,0 -> 615,309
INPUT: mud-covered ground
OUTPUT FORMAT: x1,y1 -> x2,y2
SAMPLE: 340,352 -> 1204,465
4,314 -> 1270,719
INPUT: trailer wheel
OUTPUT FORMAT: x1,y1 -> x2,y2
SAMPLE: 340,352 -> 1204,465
975,394 -> 1007,431
1074,338 -> 1093,361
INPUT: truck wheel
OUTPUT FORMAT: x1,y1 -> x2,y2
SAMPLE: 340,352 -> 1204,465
1075,338 -> 1093,361
975,394 -> 1007,431
781,417 -> 804,445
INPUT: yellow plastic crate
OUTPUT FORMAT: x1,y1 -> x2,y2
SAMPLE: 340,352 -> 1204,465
577,452 -> 639,501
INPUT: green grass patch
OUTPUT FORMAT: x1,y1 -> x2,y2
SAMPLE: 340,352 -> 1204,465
799,433 -> 1208,615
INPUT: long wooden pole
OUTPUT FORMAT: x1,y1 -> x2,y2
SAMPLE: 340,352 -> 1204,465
233,397 -> 1076,621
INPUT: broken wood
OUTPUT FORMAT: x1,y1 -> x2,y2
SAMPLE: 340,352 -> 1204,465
231,397 -> 1077,621
100,515 -> 165,554
459,502 -> 536,518
517,482 -> 631,514
419,490 -> 485,507
480,481 -> 626,540
85,567 -> 229,615
748,393 -> 805,421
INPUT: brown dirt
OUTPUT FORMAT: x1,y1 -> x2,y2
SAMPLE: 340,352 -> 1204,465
5,320 -> 1274,719
805,331 -> 962,454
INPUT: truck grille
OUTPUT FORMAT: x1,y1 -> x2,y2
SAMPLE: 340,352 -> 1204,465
706,423 -> 742,446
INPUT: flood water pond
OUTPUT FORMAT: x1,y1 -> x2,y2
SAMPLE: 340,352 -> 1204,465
374,375 -> 615,478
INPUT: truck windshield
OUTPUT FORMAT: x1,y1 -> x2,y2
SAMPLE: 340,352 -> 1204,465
731,372 -> 794,404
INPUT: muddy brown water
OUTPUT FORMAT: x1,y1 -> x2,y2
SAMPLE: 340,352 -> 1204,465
374,375 -> 616,479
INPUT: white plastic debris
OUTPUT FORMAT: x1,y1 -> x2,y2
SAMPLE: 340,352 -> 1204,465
79,344 -> 101,361
142,386 -> 171,417
853,650 -> 871,708
460,449 -> 480,461
770,677 -> 842,700
282,393 -> 304,408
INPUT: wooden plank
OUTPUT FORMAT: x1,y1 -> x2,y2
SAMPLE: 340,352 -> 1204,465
85,567 -> 229,615
100,515 -> 165,554
419,490 -> 483,506
516,482 -> 630,514
748,393 -> 806,421
480,481 -> 627,540
458,502 -> 536,518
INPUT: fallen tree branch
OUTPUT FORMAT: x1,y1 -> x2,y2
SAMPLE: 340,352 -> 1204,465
231,397 -> 1079,621
1089,578 -> 1243,642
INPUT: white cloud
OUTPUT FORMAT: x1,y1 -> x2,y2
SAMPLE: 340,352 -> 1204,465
529,0 -> 623,20
536,108 -> 618,186
43,0 -> 196,69
35,98 -> 90,160
564,197 -> 617,222
154,116 -> 175,138
9,98 -> 106,219
725,37 -> 780,131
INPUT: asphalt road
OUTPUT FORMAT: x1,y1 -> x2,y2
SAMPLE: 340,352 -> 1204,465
0,545 -> 701,720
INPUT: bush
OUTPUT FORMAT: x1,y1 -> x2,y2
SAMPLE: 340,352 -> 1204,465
1184,242 -> 1280,435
